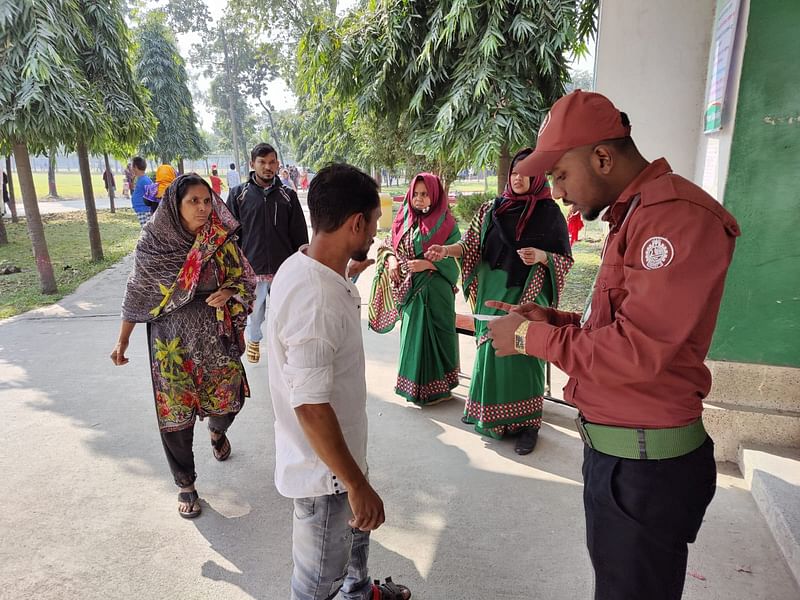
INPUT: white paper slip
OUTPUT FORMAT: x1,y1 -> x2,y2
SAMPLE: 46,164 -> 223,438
471,314 -> 503,321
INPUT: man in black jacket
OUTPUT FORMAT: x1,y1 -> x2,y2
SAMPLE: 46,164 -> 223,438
227,143 -> 309,363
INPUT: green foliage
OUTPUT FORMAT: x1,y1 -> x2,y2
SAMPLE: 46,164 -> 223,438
296,0 -> 598,176
134,11 -> 206,161
0,0 -> 102,150
78,0 -> 154,156
452,192 -> 494,224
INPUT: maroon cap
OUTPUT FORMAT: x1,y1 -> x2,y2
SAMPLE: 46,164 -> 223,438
517,90 -> 631,176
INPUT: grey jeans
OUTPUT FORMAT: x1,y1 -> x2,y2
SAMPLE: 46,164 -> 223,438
291,492 -> 372,600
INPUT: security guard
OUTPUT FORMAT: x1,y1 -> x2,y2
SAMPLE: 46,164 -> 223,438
488,90 -> 740,600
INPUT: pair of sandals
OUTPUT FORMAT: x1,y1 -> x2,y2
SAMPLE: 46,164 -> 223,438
177,432 -> 232,519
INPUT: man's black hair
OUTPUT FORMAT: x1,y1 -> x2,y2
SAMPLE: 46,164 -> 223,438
308,163 -> 379,233
132,156 -> 147,171
229,163 -> 236,170
251,143 -> 277,162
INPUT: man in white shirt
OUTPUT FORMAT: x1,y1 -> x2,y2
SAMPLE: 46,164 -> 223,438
226,162 -> 241,189
267,164 -> 411,600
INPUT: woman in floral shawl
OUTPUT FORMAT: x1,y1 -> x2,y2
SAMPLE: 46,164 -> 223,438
111,174 -> 255,518
427,149 -> 573,454
368,173 -> 461,406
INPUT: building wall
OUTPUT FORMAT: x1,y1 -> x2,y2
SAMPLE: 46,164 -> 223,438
594,0 -> 716,179
709,0 -> 800,367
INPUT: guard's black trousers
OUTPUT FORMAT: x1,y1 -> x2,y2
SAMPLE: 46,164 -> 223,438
583,436 -> 716,600
160,412 -> 238,488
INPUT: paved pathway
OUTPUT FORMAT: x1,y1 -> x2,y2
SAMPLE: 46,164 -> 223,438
1,211 -> 797,599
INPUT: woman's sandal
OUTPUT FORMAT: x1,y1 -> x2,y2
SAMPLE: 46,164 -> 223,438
372,577 -> 411,600
211,433 -> 232,461
178,490 -> 201,519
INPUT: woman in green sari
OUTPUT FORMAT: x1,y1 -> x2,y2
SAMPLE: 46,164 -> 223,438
427,149 -> 572,454
369,173 -> 461,406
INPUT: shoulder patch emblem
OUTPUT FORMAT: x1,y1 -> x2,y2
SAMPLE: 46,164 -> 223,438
641,237 -> 674,270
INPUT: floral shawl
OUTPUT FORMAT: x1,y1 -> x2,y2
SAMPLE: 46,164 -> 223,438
121,175 -> 256,353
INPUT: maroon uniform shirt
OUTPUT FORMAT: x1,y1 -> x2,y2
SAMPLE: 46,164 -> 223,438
525,159 -> 740,428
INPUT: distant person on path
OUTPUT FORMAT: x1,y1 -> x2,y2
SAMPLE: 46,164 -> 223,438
227,162 -> 240,189
102,168 -> 116,196
226,143 -> 308,364
111,173 -> 256,519
368,172 -> 460,406
2,167 -> 9,213
144,163 -> 178,213
279,167 -> 296,191
567,204 -> 584,245
131,156 -> 153,227
123,163 -> 134,198
209,167 -> 224,197
487,91 -> 740,600
426,148 -> 573,455
267,163 -> 411,600
299,168 -> 309,191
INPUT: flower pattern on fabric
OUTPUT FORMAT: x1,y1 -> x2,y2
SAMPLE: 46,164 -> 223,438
151,334 -> 248,432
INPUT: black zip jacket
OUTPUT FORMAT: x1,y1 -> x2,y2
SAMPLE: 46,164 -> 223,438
226,172 -> 309,276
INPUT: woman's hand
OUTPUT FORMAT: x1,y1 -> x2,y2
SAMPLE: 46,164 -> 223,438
388,256 -> 402,282
207,288 -> 236,308
517,247 -> 547,266
110,340 -> 129,366
408,259 -> 435,273
425,245 -> 447,262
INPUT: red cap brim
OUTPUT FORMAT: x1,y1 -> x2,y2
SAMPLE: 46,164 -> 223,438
515,149 -> 565,177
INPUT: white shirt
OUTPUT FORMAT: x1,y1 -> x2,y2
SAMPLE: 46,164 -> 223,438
267,250 -> 368,498
227,169 -> 241,188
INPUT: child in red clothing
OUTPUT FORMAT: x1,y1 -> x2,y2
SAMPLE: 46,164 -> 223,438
567,204 -> 584,245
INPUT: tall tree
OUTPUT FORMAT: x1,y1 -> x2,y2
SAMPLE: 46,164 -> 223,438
299,0 -> 597,193
47,148 -> 60,198
0,0 -> 103,294
73,0 -> 153,262
135,11 -> 206,167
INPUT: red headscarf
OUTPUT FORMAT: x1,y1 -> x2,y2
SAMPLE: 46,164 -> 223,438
391,172 -> 457,252
495,148 -> 552,240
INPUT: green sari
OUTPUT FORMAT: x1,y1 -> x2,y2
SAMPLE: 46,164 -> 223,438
370,224 -> 461,405
461,202 -> 572,438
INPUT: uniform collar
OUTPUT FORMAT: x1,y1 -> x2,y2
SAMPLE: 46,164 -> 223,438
603,158 -> 672,227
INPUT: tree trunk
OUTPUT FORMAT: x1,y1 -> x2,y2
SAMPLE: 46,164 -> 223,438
13,142 -> 58,294
177,157 -> 185,174
103,153 -> 115,213
76,140 -> 104,262
497,143 -> 510,195
47,148 -> 60,198
5,155 -> 18,222
0,207 -> 7,245
221,28 -> 242,175
259,99 -> 283,166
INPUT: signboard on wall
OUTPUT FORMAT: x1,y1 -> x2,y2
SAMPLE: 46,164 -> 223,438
704,0 -> 742,133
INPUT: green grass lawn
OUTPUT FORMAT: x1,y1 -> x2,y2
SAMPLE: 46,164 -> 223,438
0,210 -> 140,319
5,171 -> 118,201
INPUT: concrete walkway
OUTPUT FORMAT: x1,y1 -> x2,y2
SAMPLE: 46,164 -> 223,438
1,250 -> 798,599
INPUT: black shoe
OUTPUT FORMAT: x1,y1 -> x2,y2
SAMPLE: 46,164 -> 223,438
461,415 -> 471,424
515,427 -> 539,455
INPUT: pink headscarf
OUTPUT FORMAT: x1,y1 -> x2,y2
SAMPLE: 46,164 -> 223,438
391,173 -> 457,253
